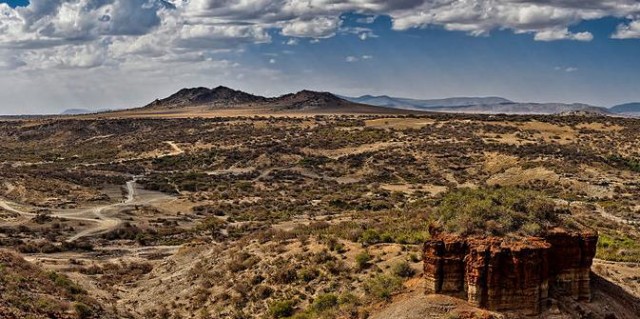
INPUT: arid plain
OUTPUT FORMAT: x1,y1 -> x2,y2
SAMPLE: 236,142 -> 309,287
1,89 -> 639,319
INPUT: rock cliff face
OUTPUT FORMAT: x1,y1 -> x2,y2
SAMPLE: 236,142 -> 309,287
423,229 -> 598,315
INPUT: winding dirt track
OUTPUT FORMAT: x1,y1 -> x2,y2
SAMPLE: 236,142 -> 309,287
0,180 -> 172,242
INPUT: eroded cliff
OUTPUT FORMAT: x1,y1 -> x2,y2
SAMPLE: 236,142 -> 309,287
423,229 -> 598,316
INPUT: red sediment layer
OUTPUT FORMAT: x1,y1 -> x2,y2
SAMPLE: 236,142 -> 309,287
423,229 -> 598,315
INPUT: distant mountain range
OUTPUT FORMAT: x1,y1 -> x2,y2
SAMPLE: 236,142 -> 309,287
60,108 -> 111,115
610,103 -> 640,115
95,86 -> 412,116
61,87 -> 640,117
343,94 -> 640,116
342,95 -> 513,110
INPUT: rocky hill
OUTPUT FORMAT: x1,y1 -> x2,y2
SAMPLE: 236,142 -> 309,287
135,86 -> 411,115
144,86 -> 267,109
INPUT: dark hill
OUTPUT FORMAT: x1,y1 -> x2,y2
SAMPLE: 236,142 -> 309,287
269,90 -> 353,110
139,86 -> 411,114
144,86 -> 266,109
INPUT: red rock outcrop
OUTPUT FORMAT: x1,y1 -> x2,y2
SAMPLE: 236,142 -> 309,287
423,229 -> 598,315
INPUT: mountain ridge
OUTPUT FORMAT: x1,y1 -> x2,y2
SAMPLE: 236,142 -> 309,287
144,86 -> 267,109
342,94 -> 621,115
610,102 -> 640,114
342,95 -> 513,110
118,86 -> 638,116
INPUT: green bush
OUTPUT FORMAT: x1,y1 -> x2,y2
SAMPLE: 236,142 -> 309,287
392,261 -> 415,278
47,271 -> 85,295
364,274 -> 403,301
312,294 -> 338,312
269,300 -> 295,318
597,233 -> 640,263
355,251 -> 371,271
359,229 -> 381,246
298,267 -> 320,282
434,187 -> 564,236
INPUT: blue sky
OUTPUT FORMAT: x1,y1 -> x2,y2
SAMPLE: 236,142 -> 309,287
0,0 -> 639,114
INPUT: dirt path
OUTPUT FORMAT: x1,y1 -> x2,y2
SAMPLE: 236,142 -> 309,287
0,179 -> 172,242
73,140 -> 185,169
164,141 -> 184,156
67,206 -> 121,242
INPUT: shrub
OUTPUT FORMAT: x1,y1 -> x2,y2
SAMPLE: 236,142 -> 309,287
312,294 -> 339,312
364,274 -> 403,301
392,261 -> 415,278
74,303 -> 93,319
434,187 -> 564,236
274,267 -> 297,284
298,267 -> 320,282
269,300 -> 295,318
47,271 -> 84,295
355,251 -> 371,271
254,285 -> 274,299
359,229 -> 381,246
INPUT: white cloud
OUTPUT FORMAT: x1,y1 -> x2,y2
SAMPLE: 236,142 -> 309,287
534,28 -> 593,41
346,55 -> 373,63
345,56 -> 359,63
555,66 -> 579,72
1,0 -> 639,72
285,38 -> 299,45
356,16 -> 377,24
340,26 -> 378,40
612,19 -> 640,39
281,16 -> 341,38
0,0 -> 639,114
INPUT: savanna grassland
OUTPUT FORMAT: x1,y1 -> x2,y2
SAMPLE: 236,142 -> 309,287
0,113 -> 639,318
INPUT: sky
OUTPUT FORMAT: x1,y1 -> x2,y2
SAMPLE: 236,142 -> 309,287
0,1 -> 639,115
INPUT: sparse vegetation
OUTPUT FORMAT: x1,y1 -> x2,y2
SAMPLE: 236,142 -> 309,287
1,114 -> 639,318
434,187 -> 568,237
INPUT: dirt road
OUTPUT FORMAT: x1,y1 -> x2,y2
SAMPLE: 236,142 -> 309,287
0,179 -> 172,242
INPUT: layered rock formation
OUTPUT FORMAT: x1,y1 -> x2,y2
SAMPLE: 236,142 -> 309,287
423,229 -> 598,315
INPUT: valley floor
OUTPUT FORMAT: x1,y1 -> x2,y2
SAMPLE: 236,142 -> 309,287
0,113 -> 639,318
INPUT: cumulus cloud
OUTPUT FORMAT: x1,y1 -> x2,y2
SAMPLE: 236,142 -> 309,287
0,0 -> 639,72
612,19 -> 640,39
534,28 -> 593,41
281,16 -> 341,38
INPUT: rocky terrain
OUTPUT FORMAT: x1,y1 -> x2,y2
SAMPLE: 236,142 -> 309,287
0,111 -> 639,318
424,229 -> 598,315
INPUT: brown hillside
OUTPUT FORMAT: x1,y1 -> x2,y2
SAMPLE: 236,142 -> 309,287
0,250 -> 111,319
